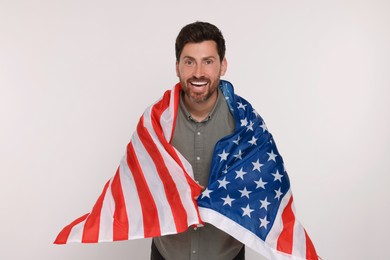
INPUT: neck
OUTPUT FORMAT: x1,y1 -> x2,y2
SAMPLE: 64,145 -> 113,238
183,91 -> 218,122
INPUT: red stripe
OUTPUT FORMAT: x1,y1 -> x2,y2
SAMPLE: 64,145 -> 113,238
149,85 -> 202,225
81,180 -> 111,243
111,168 -> 129,241
305,229 -> 318,260
137,115 -> 190,233
53,213 -> 89,244
169,84 -> 180,143
126,141 -> 161,237
277,196 -> 295,254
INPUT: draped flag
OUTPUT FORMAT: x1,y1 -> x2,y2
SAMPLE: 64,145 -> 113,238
55,80 -> 318,260
198,81 -> 318,259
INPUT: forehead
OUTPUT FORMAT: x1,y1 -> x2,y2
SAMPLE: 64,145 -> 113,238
180,40 -> 219,59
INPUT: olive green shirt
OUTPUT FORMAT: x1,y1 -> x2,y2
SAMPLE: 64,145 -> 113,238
153,88 -> 244,260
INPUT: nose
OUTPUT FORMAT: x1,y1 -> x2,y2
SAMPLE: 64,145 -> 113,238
193,64 -> 205,78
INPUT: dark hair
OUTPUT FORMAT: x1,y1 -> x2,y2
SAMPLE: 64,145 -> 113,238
175,21 -> 226,62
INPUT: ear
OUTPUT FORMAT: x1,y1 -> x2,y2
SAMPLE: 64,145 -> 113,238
175,60 -> 180,77
220,57 -> 227,76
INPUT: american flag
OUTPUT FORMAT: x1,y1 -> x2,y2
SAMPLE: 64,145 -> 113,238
54,83 -> 203,243
54,80 -> 318,260
197,81 -> 318,259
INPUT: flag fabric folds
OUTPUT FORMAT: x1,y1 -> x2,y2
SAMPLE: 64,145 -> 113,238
55,80 -> 318,260
197,81 -> 318,259
54,84 -> 203,243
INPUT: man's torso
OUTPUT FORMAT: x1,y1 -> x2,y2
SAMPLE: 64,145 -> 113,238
152,88 -> 244,260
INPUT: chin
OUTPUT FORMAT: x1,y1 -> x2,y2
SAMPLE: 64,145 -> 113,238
188,93 -> 209,103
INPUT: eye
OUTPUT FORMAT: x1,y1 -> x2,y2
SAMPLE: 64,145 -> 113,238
184,59 -> 193,66
205,59 -> 213,65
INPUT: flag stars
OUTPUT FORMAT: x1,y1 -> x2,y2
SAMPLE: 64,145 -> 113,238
240,118 -> 248,127
267,150 -> 278,162
248,136 -> 258,146
201,188 -> 213,199
233,135 -> 241,145
252,159 -> 263,172
222,195 -> 235,206
260,197 -> 271,211
218,177 -> 230,189
272,170 -> 283,182
282,163 -> 287,173
274,188 -> 283,200
222,165 -> 229,174
235,167 -> 247,180
254,177 -> 267,189
218,150 -> 229,162
259,216 -> 270,229
239,187 -> 252,199
246,121 -> 254,132
233,150 -> 244,160
237,102 -> 247,110
260,121 -> 268,132
241,204 -> 254,218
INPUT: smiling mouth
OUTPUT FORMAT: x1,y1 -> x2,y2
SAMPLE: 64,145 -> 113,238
189,80 -> 209,87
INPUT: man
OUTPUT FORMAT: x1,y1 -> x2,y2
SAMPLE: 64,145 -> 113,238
54,21 -> 318,260
151,21 -> 246,260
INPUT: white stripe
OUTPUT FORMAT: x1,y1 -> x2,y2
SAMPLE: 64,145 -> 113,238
67,219 -> 85,243
159,150 -> 200,227
155,147 -> 200,227
291,197 -> 307,259
199,207 -> 306,260
292,220 -> 306,258
132,129 -> 176,235
159,88 -> 177,141
119,153 -> 144,238
98,179 -> 115,241
160,108 -> 174,141
143,106 -> 201,227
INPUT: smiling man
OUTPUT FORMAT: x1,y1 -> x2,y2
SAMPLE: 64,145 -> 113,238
151,21 -> 245,260
55,20 -> 318,260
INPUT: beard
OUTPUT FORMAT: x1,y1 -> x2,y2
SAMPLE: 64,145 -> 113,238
179,76 -> 221,104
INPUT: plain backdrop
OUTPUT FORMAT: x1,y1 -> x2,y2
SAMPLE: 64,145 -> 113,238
1,0 -> 389,259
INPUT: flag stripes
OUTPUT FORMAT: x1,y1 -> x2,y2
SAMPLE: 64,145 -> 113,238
277,196 -> 295,254
138,115 -> 188,234
111,169 -> 129,241
119,153 -> 144,238
126,140 -> 161,237
55,80 -> 318,260
82,180 -> 110,242
55,83 -> 203,244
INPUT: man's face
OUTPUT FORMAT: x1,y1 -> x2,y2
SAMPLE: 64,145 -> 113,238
176,40 -> 227,104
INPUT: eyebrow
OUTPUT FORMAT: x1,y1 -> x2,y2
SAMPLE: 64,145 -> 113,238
182,55 -> 217,60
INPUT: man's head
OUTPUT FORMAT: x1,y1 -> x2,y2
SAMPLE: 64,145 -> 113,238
175,22 -> 227,106
175,21 -> 226,62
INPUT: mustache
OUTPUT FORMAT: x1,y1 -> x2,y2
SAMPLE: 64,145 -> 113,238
188,77 -> 210,82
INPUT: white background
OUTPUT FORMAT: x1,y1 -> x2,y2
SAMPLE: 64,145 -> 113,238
1,0 -> 389,259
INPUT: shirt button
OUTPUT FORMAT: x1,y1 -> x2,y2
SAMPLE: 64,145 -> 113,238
196,156 -> 200,161
193,227 -> 198,230
197,132 -> 201,135
192,250 -> 197,254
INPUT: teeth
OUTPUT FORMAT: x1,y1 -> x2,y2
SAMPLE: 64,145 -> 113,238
191,81 -> 207,86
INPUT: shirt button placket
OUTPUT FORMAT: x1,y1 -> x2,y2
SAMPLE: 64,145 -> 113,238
191,125 -> 201,260
190,229 -> 199,260
194,124 -> 203,184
